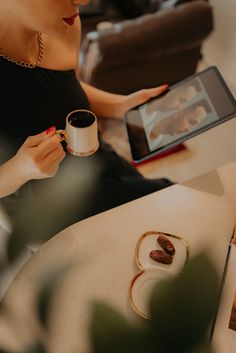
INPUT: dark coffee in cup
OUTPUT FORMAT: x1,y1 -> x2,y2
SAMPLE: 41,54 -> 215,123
68,111 -> 95,128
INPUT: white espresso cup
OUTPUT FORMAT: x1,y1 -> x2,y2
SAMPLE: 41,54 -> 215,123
57,109 -> 99,156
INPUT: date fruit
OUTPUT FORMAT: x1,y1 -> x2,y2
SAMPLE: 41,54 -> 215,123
149,250 -> 173,264
157,234 -> 175,255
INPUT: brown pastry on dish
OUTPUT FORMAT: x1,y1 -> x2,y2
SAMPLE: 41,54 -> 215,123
157,234 -> 175,255
149,250 -> 173,264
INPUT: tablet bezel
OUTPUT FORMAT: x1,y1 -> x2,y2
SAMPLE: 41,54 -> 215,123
125,66 -> 236,164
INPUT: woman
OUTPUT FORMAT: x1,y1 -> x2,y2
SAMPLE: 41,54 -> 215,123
0,0 -> 172,236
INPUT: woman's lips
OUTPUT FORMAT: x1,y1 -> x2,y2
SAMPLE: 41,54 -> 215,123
63,13 -> 79,26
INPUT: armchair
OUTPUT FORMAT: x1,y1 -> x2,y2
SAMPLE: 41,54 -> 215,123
80,0 -> 213,94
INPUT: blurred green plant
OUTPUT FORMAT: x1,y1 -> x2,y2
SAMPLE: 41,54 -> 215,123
7,157 -> 99,262
0,249 -> 219,353
90,254 -> 219,353
0,157 -> 220,353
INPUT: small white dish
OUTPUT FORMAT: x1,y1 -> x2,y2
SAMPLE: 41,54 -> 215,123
135,231 -> 190,275
128,231 -> 190,319
129,268 -> 173,319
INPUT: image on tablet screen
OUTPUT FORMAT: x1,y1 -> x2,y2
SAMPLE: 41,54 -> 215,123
140,77 -> 219,152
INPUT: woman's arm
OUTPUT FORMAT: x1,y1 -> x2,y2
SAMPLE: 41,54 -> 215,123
0,128 -> 65,198
81,82 -> 168,119
0,157 -> 28,198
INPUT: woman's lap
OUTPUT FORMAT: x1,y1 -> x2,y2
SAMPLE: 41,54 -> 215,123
6,143 -> 173,239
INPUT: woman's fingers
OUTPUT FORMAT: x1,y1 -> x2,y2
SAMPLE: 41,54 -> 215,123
33,134 -> 62,161
12,129 -> 65,182
127,84 -> 169,111
39,146 -> 66,177
24,126 -> 56,147
23,133 -> 64,177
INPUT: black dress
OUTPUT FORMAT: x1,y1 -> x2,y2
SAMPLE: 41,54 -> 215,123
0,57 -> 173,238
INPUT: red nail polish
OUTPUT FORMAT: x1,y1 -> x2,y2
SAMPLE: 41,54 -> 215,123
46,126 -> 56,134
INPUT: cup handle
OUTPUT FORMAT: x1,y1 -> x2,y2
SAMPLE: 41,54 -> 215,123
55,129 -> 66,142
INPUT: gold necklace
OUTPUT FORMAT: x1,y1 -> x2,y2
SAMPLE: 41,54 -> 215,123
0,32 -> 44,69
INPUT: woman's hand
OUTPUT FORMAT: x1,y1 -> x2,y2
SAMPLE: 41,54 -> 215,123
114,84 -> 169,119
0,128 -> 66,197
13,127 -> 66,182
81,82 -> 168,120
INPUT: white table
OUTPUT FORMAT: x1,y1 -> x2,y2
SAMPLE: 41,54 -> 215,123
137,117 -> 236,182
102,116 -> 236,183
1,161 -> 236,353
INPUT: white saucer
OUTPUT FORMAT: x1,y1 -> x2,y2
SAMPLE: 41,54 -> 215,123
129,268 -> 173,319
128,231 -> 190,319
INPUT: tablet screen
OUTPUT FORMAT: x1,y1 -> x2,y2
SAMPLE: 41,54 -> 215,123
125,66 -> 236,163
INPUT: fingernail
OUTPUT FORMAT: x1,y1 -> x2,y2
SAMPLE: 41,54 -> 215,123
46,126 -> 56,134
161,84 -> 169,89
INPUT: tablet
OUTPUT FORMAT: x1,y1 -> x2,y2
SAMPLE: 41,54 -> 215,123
125,66 -> 236,164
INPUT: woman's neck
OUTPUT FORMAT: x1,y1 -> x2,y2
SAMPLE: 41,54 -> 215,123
0,11 -> 39,64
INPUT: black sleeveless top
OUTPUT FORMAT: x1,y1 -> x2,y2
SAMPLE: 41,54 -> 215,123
0,57 -> 172,231
0,57 -> 89,151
